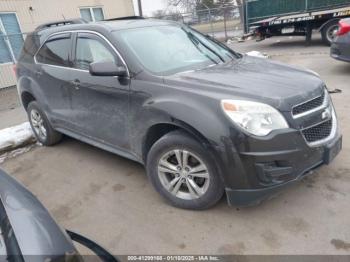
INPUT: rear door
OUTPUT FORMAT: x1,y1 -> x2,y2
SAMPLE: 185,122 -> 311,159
69,32 -> 130,150
34,33 -> 75,128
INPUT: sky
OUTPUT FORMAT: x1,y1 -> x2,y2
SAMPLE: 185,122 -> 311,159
132,0 -> 167,16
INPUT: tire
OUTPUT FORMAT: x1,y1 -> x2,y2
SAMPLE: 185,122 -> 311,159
27,101 -> 62,146
146,130 -> 224,210
321,20 -> 339,46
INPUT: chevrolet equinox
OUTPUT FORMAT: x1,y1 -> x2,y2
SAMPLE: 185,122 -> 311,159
16,17 -> 342,209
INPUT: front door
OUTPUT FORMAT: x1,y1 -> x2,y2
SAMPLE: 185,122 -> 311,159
69,32 -> 130,151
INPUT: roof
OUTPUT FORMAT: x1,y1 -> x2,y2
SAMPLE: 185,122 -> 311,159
99,19 -> 179,31
34,18 -> 179,37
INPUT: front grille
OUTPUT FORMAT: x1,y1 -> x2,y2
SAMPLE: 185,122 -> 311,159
292,92 -> 325,116
302,119 -> 333,143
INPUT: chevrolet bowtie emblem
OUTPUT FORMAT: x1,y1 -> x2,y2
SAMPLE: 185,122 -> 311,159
322,108 -> 331,120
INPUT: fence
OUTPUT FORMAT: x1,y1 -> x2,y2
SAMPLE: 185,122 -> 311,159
150,5 -> 244,41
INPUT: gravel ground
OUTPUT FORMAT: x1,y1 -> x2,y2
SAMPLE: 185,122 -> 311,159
0,86 -> 21,112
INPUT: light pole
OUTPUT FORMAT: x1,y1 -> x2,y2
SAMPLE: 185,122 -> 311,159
137,0 -> 143,16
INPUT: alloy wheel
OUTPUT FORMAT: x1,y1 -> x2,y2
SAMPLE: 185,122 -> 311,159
157,149 -> 210,200
30,109 -> 47,141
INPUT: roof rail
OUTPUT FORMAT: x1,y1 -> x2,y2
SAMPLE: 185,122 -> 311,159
35,18 -> 87,31
104,16 -> 145,21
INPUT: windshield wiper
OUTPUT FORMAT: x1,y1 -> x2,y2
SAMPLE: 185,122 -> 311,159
205,34 -> 242,59
186,33 -> 219,64
185,30 -> 225,63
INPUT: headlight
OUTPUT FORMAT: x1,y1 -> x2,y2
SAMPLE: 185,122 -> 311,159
221,100 -> 289,136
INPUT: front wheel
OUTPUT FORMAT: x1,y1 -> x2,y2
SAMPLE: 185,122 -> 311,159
146,131 -> 224,210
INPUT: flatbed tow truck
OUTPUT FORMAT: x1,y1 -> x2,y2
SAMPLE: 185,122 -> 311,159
243,0 -> 350,45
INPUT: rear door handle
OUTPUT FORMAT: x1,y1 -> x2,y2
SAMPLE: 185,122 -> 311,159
71,79 -> 81,90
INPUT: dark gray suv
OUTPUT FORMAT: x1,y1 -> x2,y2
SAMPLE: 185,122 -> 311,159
16,17 -> 342,210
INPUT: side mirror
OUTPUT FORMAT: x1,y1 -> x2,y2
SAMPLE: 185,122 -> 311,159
89,61 -> 127,77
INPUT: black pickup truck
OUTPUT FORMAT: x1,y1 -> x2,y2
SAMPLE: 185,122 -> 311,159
243,0 -> 350,45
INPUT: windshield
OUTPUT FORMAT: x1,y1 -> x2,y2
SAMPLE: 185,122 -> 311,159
115,25 -> 240,75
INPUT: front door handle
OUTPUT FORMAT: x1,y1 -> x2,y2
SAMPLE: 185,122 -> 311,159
35,71 -> 43,78
71,79 -> 80,90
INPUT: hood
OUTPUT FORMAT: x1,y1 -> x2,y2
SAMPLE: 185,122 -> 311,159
165,55 -> 325,111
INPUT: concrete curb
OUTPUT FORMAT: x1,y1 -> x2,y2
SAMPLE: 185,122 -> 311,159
0,122 -> 36,154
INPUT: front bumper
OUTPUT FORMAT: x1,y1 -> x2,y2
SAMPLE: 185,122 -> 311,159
225,132 -> 342,207
226,162 -> 321,207
331,39 -> 350,63
331,48 -> 350,62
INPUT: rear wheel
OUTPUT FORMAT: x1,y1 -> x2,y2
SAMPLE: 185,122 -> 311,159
27,101 -> 62,146
321,20 -> 339,46
146,131 -> 224,210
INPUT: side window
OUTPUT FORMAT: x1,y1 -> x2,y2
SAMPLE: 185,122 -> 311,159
36,34 -> 71,67
75,33 -> 117,70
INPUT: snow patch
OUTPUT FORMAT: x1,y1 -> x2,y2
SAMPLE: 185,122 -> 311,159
246,51 -> 269,59
0,122 -> 35,153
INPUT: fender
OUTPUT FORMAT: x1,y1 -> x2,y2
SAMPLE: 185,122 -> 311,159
136,98 -> 231,152
17,74 -> 54,117
132,96 -> 239,186
17,76 -> 40,105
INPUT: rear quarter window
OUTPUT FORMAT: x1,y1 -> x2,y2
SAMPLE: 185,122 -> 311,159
35,33 -> 72,67
18,33 -> 41,63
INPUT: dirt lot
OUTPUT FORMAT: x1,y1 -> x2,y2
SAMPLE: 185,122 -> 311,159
0,86 -> 21,112
1,35 -> 350,255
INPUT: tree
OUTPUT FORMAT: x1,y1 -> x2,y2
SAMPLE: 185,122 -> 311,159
152,10 -> 167,19
195,0 -> 215,22
214,0 -> 236,40
198,0 -> 215,9
215,0 -> 235,7
152,10 -> 184,22
167,0 -> 200,13
236,0 -> 244,23
216,0 -> 244,24
167,10 -> 184,22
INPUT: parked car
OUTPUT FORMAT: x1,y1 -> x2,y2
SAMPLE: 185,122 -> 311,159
0,169 -> 117,261
16,17 -> 342,210
331,18 -> 350,62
